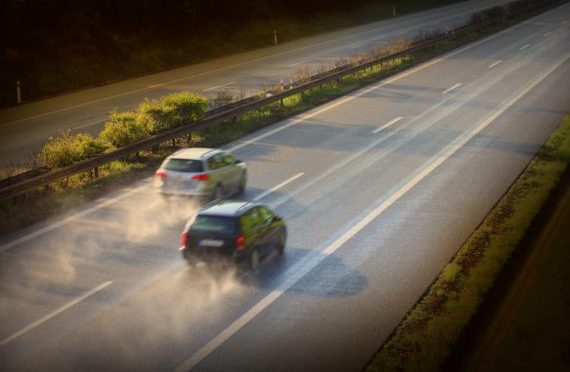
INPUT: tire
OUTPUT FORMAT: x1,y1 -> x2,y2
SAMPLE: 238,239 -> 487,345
276,232 -> 286,256
249,249 -> 260,270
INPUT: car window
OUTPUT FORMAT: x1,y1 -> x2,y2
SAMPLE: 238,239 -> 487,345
239,209 -> 263,235
190,216 -> 236,233
207,154 -> 224,170
223,154 -> 237,166
249,208 -> 264,228
257,206 -> 274,222
239,213 -> 254,235
164,158 -> 203,172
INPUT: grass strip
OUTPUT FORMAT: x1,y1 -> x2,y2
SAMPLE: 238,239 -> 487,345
364,115 -> 570,372
0,2 -> 560,237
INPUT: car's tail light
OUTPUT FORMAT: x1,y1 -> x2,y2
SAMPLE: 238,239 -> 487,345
236,234 -> 245,250
192,173 -> 209,181
181,231 -> 189,246
155,170 -> 167,179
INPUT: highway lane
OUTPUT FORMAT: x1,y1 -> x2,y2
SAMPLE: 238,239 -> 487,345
0,0 -> 511,166
0,4 -> 568,371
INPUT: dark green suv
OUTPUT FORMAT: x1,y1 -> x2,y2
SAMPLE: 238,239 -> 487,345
180,201 -> 287,269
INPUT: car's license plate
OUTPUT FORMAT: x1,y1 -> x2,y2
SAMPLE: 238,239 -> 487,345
200,239 -> 224,247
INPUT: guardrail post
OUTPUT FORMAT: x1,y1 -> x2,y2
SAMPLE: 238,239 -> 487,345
16,81 -> 21,104
274,29 -> 278,46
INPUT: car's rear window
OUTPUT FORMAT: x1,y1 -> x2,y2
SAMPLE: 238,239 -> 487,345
190,216 -> 236,234
164,158 -> 203,172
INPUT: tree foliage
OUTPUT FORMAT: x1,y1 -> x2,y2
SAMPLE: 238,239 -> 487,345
100,111 -> 149,149
40,130 -> 107,169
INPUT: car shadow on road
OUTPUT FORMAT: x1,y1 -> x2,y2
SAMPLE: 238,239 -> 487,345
238,246 -> 368,298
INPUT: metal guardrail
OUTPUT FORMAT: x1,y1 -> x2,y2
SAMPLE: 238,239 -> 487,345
0,1 -> 552,200
0,166 -> 48,189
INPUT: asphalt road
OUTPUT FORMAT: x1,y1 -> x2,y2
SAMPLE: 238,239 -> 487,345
0,0 -> 510,166
0,3 -> 568,372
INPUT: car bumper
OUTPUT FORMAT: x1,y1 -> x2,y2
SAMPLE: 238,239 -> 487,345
157,188 -> 211,197
181,247 -> 247,266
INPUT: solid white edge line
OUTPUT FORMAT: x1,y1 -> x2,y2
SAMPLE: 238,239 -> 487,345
349,42 -> 365,49
1,5 -> 559,253
443,83 -> 462,94
520,44 -> 531,50
252,173 -> 304,202
373,116 -> 403,134
203,82 -> 236,92
173,52 -> 568,372
488,60 -> 503,69
72,119 -> 105,130
288,61 -> 303,67
0,281 -> 113,346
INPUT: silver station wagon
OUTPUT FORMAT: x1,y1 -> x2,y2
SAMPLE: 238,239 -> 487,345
154,148 -> 247,200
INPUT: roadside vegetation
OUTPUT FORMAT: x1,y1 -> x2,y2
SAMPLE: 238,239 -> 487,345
449,179 -> 570,371
365,114 -> 570,372
0,0 -> 562,237
0,0 -> 459,106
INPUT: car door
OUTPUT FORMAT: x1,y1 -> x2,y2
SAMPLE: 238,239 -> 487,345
220,152 -> 241,190
210,153 -> 233,192
239,209 -> 263,255
257,206 -> 280,252
206,153 -> 224,190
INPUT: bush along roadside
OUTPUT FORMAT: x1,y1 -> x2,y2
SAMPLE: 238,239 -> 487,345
364,115 -> 570,372
0,0 -> 563,236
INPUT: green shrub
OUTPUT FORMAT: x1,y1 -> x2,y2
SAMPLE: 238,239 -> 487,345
40,130 -> 107,169
100,111 -> 149,149
138,92 -> 208,134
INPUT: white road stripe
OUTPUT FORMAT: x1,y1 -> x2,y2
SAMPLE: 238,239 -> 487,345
252,173 -> 304,201
443,83 -> 462,94
0,281 -> 112,346
228,57 -> 447,153
0,11 -> 553,252
349,41 -> 365,49
203,82 -> 236,92
543,32 -> 551,37
173,54 -> 568,372
520,44 -> 531,51
288,61 -> 305,67
373,116 -> 403,134
488,60 -> 503,69
72,120 -> 105,130
0,184 -> 147,254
